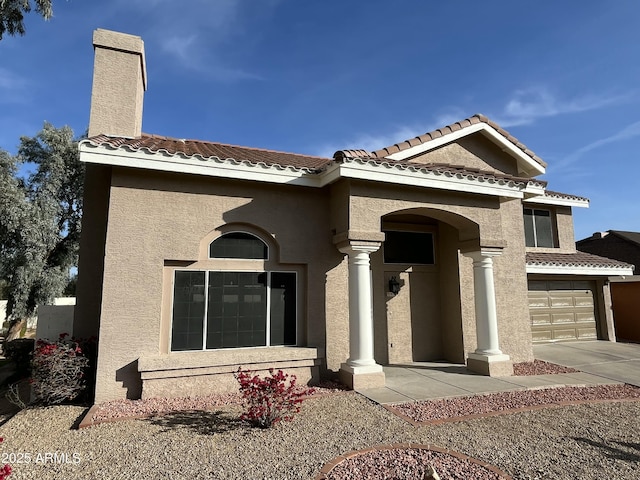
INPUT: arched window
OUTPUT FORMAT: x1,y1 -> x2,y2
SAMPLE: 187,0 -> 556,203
209,232 -> 268,260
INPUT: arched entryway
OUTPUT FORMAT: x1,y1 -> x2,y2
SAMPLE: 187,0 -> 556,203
371,208 -> 480,365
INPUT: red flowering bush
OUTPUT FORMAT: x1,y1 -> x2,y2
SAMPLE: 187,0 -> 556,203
235,368 -> 315,428
31,333 -> 90,405
0,438 -> 11,479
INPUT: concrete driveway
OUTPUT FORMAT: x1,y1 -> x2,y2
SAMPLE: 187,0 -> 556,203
533,340 -> 640,387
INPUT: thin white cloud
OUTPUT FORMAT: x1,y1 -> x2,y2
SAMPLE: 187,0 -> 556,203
556,120 -> 640,169
160,33 -> 263,81
120,0 -> 274,82
161,34 -> 198,63
312,86 -> 633,158
313,110 -> 467,158
491,86 -> 631,127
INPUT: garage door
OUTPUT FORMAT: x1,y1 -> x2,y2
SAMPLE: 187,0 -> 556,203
528,280 -> 598,343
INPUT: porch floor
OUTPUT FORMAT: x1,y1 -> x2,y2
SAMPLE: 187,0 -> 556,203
357,340 -> 640,404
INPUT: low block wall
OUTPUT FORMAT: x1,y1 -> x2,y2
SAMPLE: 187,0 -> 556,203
137,347 -> 322,399
36,305 -> 75,341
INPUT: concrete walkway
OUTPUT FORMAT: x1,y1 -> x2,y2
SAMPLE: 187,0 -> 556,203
358,340 -> 638,405
534,340 -> 640,387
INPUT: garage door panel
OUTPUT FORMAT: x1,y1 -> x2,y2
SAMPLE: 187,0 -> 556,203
577,328 -> 597,339
551,312 -> 575,324
529,280 -> 597,343
528,296 -> 550,308
575,312 -> 596,323
549,296 -> 574,308
553,328 -> 581,340
532,330 -> 553,342
574,296 -> 595,308
531,313 -> 551,325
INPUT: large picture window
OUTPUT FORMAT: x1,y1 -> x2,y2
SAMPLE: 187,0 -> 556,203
524,208 -> 554,248
171,270 -> 296,351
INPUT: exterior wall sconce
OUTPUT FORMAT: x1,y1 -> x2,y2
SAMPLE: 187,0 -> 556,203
389,276 -> 400,295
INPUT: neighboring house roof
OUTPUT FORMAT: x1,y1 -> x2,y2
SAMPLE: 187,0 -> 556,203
582,230 -> 640,248
84,134 -> 333,172
526,251 -> 634,275
337,114 -> 547,174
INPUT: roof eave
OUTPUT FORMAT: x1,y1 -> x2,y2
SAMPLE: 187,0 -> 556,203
523,194 -> 590,208
526,264 -> 634,276
329,158 -> 535,198
79,142 -> 324,187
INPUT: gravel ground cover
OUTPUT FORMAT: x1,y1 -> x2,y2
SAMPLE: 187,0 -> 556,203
90,381 -> 347,423
2,393 -> 640,479
512,360 -> 579,376
391,384 -> 640,423
322,446 -> 510,480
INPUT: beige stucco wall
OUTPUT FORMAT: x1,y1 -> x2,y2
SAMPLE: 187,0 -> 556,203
492,198 -> 534,361
407,136 -> 521,177
93,168 -> 344,402
554,206 -> 577,251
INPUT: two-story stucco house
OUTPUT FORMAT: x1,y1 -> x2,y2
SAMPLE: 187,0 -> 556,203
74,29 -> 633,403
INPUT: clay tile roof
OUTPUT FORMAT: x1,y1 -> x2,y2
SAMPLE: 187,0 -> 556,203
526,251 -> 634,270
331,151 -> 547,188
367,113 -> 547,168
85,134 -> 333,172
543,190 -> 589,202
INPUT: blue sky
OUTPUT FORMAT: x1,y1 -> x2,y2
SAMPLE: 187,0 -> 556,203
1,1 -> 638,240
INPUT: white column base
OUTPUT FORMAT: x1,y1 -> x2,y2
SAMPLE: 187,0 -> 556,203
467,352 -> 513,377
339,363 -> 385,390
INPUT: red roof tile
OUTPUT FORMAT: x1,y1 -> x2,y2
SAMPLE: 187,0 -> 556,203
342,114 -> 547,168
332,153 -> 547,189
526,251 -> 633,270
541,190 -> 589,203
85,134 -> 332,172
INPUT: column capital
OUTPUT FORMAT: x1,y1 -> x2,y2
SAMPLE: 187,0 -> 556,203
337,241 -> 381,256
464,248 -> 503,261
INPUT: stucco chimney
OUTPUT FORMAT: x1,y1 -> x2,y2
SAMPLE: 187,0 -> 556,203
88,29 -> 147,138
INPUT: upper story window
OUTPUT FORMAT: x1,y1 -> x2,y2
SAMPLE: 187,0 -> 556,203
384,230 -> 435,264
524,208 -> 554,248
209,232 -> 268,259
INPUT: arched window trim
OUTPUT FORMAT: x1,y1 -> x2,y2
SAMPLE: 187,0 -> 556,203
209,231 -> 269,260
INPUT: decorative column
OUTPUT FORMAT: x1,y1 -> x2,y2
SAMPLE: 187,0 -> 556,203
465,249 -> 513,377
337,242 -> 385,389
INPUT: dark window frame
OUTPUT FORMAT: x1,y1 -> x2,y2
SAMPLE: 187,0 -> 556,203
524,208 -> 555,248
383,230 -> 436,265
209,231 -> 269,260
170,269 -> 297,351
